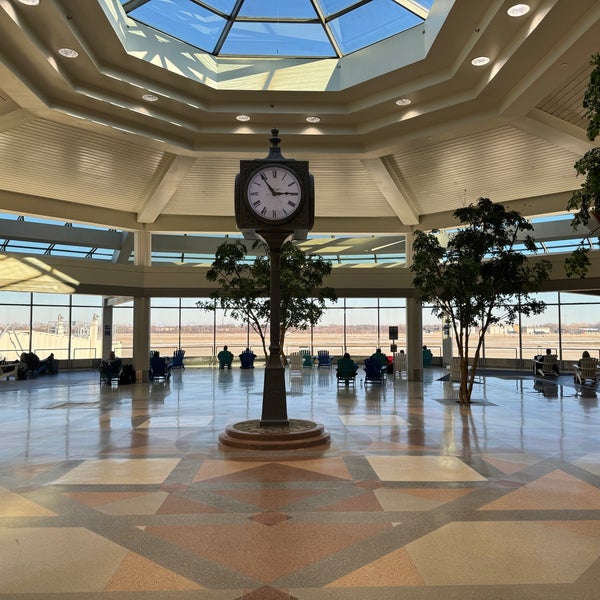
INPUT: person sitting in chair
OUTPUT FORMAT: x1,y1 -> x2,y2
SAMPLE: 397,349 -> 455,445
239,348 -> 256,369
533,348 -> 560,375
217,345 -> 234,369
101,351 -> 122,382
578,350 -> 591,367
422,345 -> 433,367
41,352 -> 58,375
369,348 -> 388,371
336,352 -> 358,384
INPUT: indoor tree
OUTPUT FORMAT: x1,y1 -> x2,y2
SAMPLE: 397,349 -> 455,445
197,239 -> 336,361
411,197 -> 551,404
566,53 -> 600,277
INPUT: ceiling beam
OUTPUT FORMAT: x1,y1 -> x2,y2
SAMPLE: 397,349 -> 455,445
514,110 -> 594,156
137,155 -> 197,224
361,157 -> 419,225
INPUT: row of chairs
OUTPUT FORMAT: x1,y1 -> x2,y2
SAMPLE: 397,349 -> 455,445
288,350 -> 333,369
99,349 -> 185,385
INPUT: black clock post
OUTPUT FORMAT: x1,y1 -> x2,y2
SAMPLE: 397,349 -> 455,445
219,130 -> 329,449
259,228 -> 292,426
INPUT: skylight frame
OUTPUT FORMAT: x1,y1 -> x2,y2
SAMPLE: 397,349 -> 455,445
120,0 -> 431,59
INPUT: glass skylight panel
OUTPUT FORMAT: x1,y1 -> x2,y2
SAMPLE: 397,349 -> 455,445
121,0 -> 431,57
201,0 -> 239,13
329,0 -> 423,54
128,0 -> 226,53
238,0 -> 318,18
316,0 -> 363,17
221,22 -> 334,57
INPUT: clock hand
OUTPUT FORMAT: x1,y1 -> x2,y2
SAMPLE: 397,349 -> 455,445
260,173 -> 278,196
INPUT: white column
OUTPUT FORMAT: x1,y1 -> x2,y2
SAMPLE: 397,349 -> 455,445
134,230 -> 152,267
406,297 -> 423,382
133,231 -> 152,381
101,300 -> 113,361
133,297 -> 151,383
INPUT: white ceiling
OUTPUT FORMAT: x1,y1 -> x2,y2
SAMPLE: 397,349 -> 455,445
0,0 -> 598,237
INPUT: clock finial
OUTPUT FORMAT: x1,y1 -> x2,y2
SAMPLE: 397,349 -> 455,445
266,128 -> 284,160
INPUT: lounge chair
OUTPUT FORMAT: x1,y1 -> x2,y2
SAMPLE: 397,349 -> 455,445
288,352 -> 303,370
364,358 -> 385,384
239,349 -> 256,369
150,354 -> 171,382
574,357 -> 599,385
171,349 -> 185,369
534,354 -> 558,377
317,350 -> 332,368
336,361 -> 357,386
100,358 -> 122,384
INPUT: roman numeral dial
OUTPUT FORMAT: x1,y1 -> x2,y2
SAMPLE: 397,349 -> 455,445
246,165 -> 302,222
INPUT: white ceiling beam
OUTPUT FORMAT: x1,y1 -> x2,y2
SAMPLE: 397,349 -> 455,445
137,155 -> 197,224
361,157 -> 419,225
514,109 -> 594,156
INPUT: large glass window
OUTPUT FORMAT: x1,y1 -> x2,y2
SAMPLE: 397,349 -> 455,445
2,289 -> 600,366
113,302 -> 133,359
0,292 -> 32,360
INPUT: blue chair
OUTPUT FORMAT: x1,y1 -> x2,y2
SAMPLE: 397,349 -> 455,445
150,354 -> 171,382
100,358 -> 122,384
239,349 -> 256,369
364,358 -> 385,384
317,350 -> 333,368
171,349 -> 185,369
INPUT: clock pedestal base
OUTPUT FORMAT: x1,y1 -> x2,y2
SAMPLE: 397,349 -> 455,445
218,419 -> 330,450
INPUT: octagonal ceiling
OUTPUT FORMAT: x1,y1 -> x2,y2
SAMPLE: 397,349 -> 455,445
0,0 -> 598,239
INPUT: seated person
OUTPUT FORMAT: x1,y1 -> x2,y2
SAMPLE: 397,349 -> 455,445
150,351 -> 171,380
100,351 -> 122,382
578,350 -> 591,367
533,348 -> 559,375
336,352 -> 358,382
37,352 -> 58,375
369,348 -> 388,370
217,345 -> 234,369
45,353 -> 58,375
20,352 -> 40,374
239,348 -> 256,369
422,345 -> 433,367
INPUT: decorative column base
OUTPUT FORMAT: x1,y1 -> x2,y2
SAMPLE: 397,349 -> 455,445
218,419 -> 330,450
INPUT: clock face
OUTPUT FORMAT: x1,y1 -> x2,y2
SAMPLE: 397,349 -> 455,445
246,165 -> 302,222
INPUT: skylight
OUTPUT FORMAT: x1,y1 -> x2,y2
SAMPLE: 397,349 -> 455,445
120,0 -> 432,58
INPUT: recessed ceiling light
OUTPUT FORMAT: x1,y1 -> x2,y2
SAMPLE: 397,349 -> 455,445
236,114 -> 251,122
395,98 -> 412,106
507,4 -> 530,17
471,56 -> 491,67
306,116 -> 320,123
58,47 -> 79,58
18,0 -> 40,5
142,93 -> 158,102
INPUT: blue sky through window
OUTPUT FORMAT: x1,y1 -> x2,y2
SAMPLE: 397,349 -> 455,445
121,0 -> 430,57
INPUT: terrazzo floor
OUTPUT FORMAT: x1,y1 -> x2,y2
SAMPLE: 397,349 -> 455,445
2,364 -> 600,599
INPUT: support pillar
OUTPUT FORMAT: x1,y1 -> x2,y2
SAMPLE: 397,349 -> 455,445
406,297 -> 423,382
133,297 -> 151,383
101,301 -> 113,361
133,231 -> 152,383
404,232 -> 423,382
